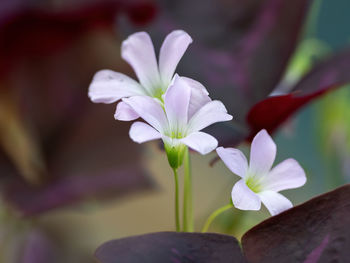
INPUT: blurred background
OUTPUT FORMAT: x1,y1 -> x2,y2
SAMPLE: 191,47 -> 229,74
0,0 -> 350,262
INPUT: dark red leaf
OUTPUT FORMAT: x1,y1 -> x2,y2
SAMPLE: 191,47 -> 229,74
95,232 -> 245,263
246,89 -> 328,138
247,48 -> 350,137
242,184 -> 350,263
0,0 -> 156,76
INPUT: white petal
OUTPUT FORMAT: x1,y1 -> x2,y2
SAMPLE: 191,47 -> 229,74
114,101 -> 139,121
182,77 -> 211,119
159,30 -> 193,85
164,75 -> 191,131
121,32 -> 160,93
122,96 -> 167,133
129,122 -> 161,143
181,77 -> 209,95
261,158 -> 306,192
187,100 -> 233,132
249,129 -> 276,176
216,147 -> 248,178
231,179 -> 261,211
88,70 -> 145,103
180,132 -> 217,155
258,191 -> 293,216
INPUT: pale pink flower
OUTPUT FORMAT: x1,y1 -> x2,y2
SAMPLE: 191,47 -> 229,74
88,30 -> 203,121
123,75 -> 232,168
216,130 -> 306,216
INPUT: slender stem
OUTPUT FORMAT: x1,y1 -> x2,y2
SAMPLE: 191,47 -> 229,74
201,204 -> 233,233
183,147 -> 193,232
173,168 -> 181,232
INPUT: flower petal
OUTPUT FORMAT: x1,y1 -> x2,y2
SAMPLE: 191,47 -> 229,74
249,129 -> 276,176
180,132 -> 218,155
88,70 -> 145,103
261,158 -> 306,192
122,96 -> 167,132
164,75 -> 191,131
129,122 -> 161,143
216,147 -> 248,178
159,30 -> 193,85
121,32 -> 160,93
114,101 -> 139,121
258,191 -> 293,216
182,77 -> 211,119
187,100 -> 233,132
231,179 -> 261,211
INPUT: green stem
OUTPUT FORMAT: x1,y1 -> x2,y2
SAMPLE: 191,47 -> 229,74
201,204 -> 233,233
173,168 -> 181,232
182,147 -> 193,232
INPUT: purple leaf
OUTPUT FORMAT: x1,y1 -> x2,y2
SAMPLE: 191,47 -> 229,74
127,0 -> 315,147
3,166 -> 152,216
241,184 -> 350,263
19,229 -> 59,263
145,0 -> 310,122
227,0 -> 310,110
95,232 -> 245,263
291,47 -> 350,95
0,0 -> 156,76
2,104 -> 154,216
0,0 -> 157,213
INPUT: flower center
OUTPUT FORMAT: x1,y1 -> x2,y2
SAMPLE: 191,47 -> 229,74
152,87 -> 164,101
245,174 -> 263,193
170,130 -> 185,139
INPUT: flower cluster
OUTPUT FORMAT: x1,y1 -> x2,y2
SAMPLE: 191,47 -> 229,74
89,30 -> 306,216
89,30 -> 232,168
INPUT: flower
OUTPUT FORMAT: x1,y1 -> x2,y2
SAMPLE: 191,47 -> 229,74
88,30 -> 198,121
123,75 -> 233,168
216,129 -> 306,216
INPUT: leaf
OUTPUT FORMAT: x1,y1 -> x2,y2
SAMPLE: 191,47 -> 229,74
1,0 -> 156,137
128,0 -> 311,145
19,229 -> 60,263
242,184 -> 350,263
0,222 -> 61,263
2,104 -> 155,216
0,0 -> 157,207
95,232 -> 245,263
246,48 -> 350,137
0,0 -> 156,76
0,91 -> 45,185
3,166 -> 153,216
145,0 -> 310,121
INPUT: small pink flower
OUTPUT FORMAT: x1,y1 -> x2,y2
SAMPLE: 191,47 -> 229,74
88,30 -> 204,121
216,130 -> 306,216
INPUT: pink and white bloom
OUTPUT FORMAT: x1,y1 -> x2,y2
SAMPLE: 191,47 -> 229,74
123,75 -> 233,168
88,30 -> 199,121
216,130 -> 306,216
